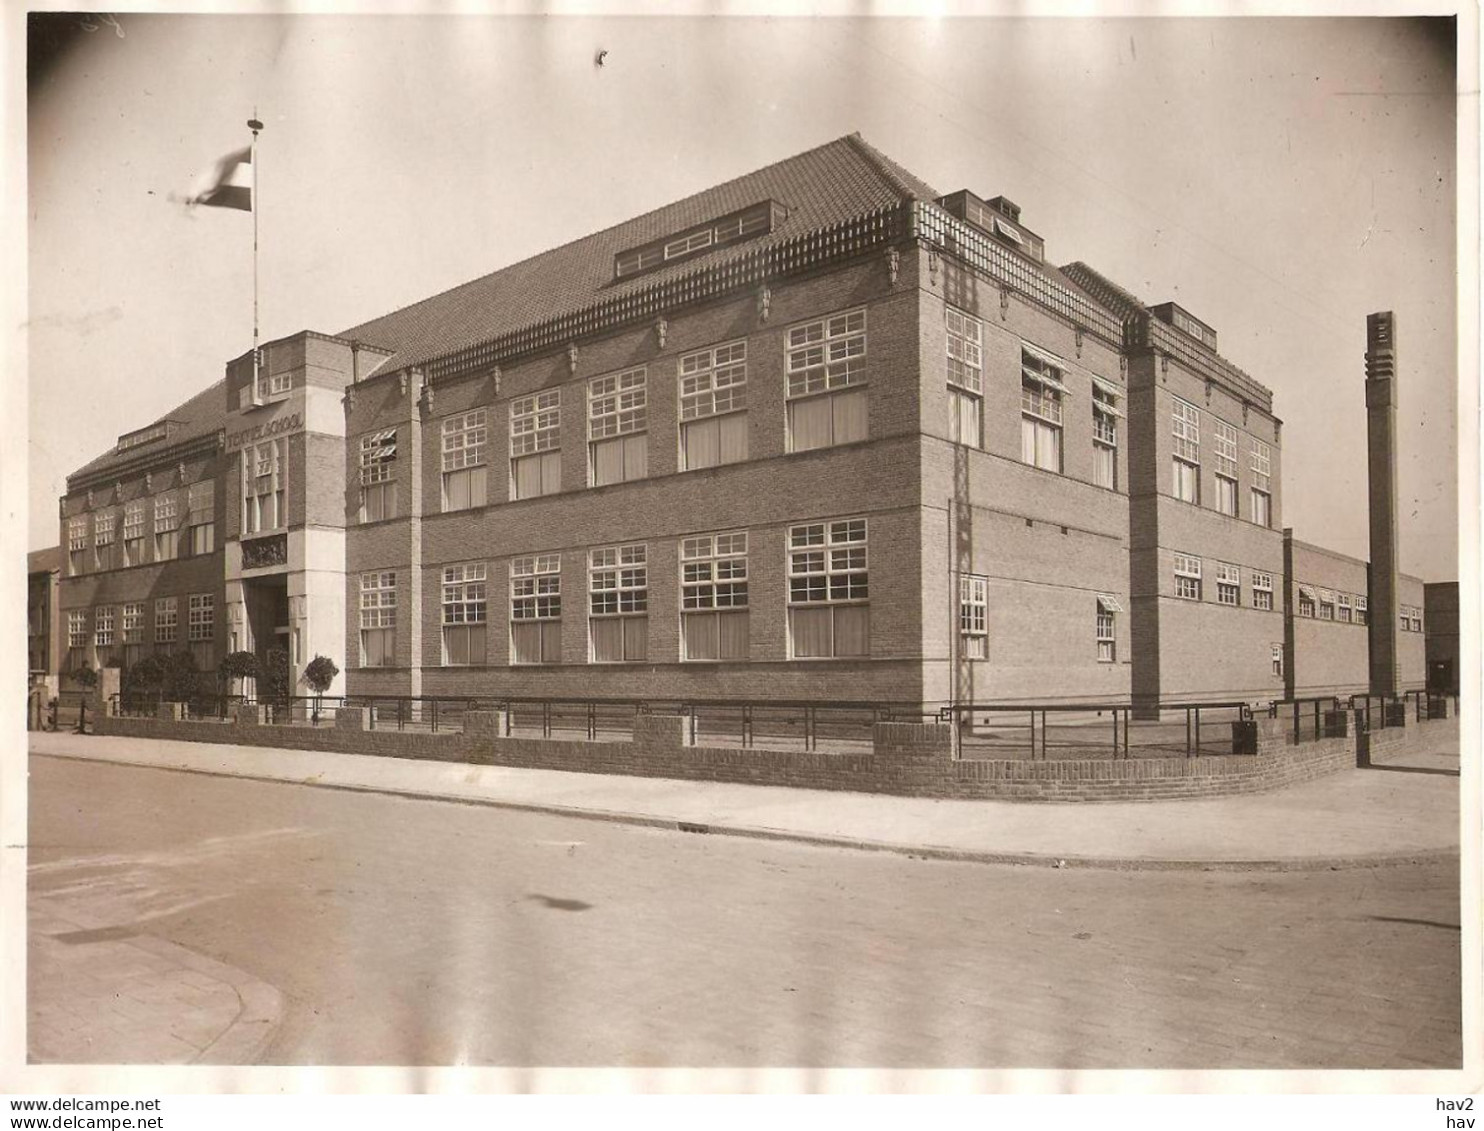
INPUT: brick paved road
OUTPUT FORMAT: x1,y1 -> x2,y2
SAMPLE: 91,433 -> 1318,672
29,756 -> 1461,1068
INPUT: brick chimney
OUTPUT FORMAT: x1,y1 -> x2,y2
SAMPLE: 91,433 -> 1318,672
1365,311 -> 1400,696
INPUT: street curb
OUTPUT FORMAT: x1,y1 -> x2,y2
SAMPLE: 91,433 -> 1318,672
32,748 -> 1461,874
28,895 -> 284,1065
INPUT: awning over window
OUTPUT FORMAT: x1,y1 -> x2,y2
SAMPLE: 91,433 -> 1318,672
1097,594 -> 1124,613
365,429 -> 397,462
1317,588 -> 1335,603
1298,584 -> 1318,601
1020,341 -> 1068,372
1091,375 -> 1124,400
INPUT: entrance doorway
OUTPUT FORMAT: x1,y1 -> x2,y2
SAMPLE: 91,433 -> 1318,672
244,576 -> 290,699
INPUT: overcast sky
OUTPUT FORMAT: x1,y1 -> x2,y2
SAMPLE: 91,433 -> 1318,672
22,12 -> 1461,580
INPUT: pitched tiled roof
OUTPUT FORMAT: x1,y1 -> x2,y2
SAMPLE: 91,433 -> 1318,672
68,379 -> 227,485
337,133 -> 940,376
28,546 -> 61,574
1059,261 -> 1147,321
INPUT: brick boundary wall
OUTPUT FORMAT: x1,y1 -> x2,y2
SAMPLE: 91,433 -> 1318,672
90,702 -> 1451,803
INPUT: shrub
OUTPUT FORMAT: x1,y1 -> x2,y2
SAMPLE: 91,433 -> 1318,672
302,655 -> 339,696
69,664 -> 99,690
260,647 -> 292,705
219,651 -> 259,682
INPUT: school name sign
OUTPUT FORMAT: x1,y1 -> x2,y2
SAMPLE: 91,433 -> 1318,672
225,411 -> 304,451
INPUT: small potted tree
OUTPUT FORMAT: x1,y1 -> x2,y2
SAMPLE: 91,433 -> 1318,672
302,655 -> 340,725
218,650 -> 259,705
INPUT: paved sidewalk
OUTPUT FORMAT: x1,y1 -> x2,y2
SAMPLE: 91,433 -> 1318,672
29,722 -> 1462,869
28,895 -> 282,1064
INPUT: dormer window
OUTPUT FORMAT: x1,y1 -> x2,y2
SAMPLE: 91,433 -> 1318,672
615,201 -> 784,280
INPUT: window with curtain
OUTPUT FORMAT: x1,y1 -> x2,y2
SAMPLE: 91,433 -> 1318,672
1020,350 -> 1065,472
441,562 -> 488,666
121,602 -> 144,669
187,481 -> 215,555
589,544 -> 648,662
187,593 -> 214,669
122,501 -> 145,567
68,516 -> 87,576
510,391 -> 561,499
243,439 -> 285,534
360,572 -> 397,667
1172,397 -> 1201,504
679,342 -> 748,471
1213,419 -> 1239,517
359,428 -> 398,522
786,309 -> 867,452
442,410 -> 489,512
946,308 -> 982,449
153,495 -> 179,561
1092,384 -> 1120,489
681,532 -> 749,661
511,554 -> 562,664
93,510 -> 116,571
589,369 -> 648,487
788,519 -> 869,658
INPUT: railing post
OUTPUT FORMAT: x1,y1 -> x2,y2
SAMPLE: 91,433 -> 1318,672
542,701 -> 552,739
588,702 -> 596,741
76,699 -> 87,734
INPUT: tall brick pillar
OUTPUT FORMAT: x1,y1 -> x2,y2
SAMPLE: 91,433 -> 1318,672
1365,311 -> 1400,696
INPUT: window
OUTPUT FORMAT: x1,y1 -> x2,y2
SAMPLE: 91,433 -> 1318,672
589,368 -> 648,486
590,544 -> 648,662
359,572 -> 397,667
1174,553 -> 1202,601
93,510 -> 115,571
786,309 -> 867,452
1298,586 -> 1316,618
511,554 -> 562,664
442,410 -> 488,511
187,481 -> 214,555
1092,384 -> 1121,490
243,439 -> 285,534
358,428 -> 398,522
615,201 -> 774,279
441,563 -> 488,666
1252,571 -> 1274,611
155,597 -> 178,645
1172,398 -> 1201,504
1216,562 -> 1241,606
94,605 -> 115,649
679,343 -> 748,470
122,602 -> 144,667
1020,348 -> 1066,472
510,392 -> 562,499
959,574 -> 988,660
788,519 -> 869,658
1337,593 -> 1352,623
1250,440 -> 1272,527
681,532 -> 749,661
1355,595 -> 1368,625
1212,419 -> 1239,517
67,610 -> 87,650
946,309 -> 983,448
1412,608 -> 1423,633
154,494 -> 179,561
1096,595 -> 1121,662
122,501 -> 145,566
1272,645 -> 1284,678
188,594 -> 214,668
68,516 -> 87,576
1318,589 -> 1336,620
255,367 -> 291,401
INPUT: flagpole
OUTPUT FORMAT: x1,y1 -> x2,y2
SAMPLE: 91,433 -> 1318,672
248,114 -> 263,398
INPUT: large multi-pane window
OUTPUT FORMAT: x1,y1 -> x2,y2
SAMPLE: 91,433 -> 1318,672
1174,553 -> 1202,601
679,343 -> 748,470
959,574 -> 987,660
1172,398 -> 1201,504
589,369 -> 648,486
154,494 -> 179,561
122,501 -> 145,567
358,428 -> 398,523
187,481 -> 214,555
1215,561 -> 1241,606
1092,384 -> 1121,490
155,597 -> 178,646
67,609 -> 87,669
188,594 -> 214,668
442,410 -> 489,511
1096,595 -> 1121,662
1020,348 -> 1066,472
93,510 -> 116,571
680,532 -> 749,661
94,606 -> 115,668
441,563 -> 488,666
511,554 -> 562,665
1298,586 -> 1316,618
359,572 -> 397,667
1337,593 -> 1353,623
946,308 -> 983,448
787,519 -> 869,658
1318,589 -> 1336,620
1355,595 -> 1368,626
68,516 -> 87,576
1250,439 -> 1272,527
590,544 -> 648,662
1213,420 -> 1239,517
243,439 -> 285,534
121,602 -> 144,668
510,391 -> 562,499
1272,645 -> 1284,679
786,309 -> 867,452
1252,571 -> 1274,611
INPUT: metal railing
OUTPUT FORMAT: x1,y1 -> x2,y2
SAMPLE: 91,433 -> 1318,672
940,700 -> 1254,760
682,700 -> 912,753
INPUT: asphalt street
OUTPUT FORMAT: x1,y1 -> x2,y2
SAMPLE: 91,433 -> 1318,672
28,754 -> 1463,1068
